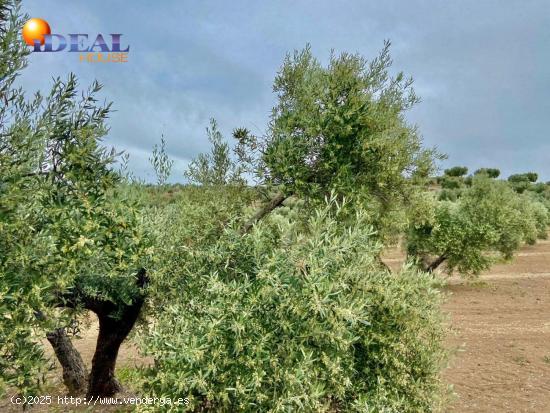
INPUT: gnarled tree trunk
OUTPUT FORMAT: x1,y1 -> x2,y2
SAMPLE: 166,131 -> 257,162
46,328 -> 88,394
86,299 -> 144,397
54,268 -> 148,398
84,268 -> 148,398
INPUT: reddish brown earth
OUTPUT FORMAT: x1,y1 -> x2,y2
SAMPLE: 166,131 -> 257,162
3,239 -> 550,412
385,238 -> 550,412
442,240 -> 550,413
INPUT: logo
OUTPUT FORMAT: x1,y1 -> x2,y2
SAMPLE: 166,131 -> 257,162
22,18 -> 129,63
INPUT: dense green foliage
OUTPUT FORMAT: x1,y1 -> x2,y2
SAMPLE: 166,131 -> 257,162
508,172 -> 538,183
0,1 -> 149,395
2,1 -> 550,410
474,168 -> 500,178
507,172 -> 540,193
406,176 -> 549,275
136,198 -> 445,412
126,45 -> 453,411
235,42 -> 440,241
0,76 -> 150,394
443,166 -> 468,177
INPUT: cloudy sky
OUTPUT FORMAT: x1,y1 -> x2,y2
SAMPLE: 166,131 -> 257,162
19,0 -> 550,182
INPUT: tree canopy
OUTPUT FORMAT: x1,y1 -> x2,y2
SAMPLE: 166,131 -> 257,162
1,1 -> 549,410
1,1 -> 150,396
232,42 -> 440,240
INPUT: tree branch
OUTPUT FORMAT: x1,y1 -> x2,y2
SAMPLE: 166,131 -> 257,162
241,192 -> 288,234
425,254 -> 447,273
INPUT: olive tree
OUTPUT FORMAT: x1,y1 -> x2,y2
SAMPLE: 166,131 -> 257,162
508,172 -> 539,193
1,1 -> 150,398
406,176 -> 548,275
137,197 -> 445,412
443,166 -> 468,177
135,44 -> 447,411
474,168 -> 500,178
234,42 -> 440,238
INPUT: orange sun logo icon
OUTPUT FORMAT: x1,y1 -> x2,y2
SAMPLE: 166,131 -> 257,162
22,18 -> 51,46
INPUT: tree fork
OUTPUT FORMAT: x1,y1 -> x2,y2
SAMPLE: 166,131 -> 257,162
85,268 -> 148,398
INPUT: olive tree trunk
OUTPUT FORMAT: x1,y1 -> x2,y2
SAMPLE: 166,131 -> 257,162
46,328 -> 88,394
86,300 -> 144,397
56,268 -> 148,398
84,268 -> 148,398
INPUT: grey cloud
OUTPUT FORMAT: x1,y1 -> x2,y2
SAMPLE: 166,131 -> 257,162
18,0 -> 550,181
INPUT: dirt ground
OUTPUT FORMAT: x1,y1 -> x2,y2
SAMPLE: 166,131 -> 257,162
384,238 -> 550,412
441,240 -> 550,413
3,239 -> 550,412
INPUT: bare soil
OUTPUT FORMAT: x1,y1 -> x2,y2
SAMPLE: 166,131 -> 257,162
384,239 -> 550,412
3,239 -> 550,412
442,239 -> 550,413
